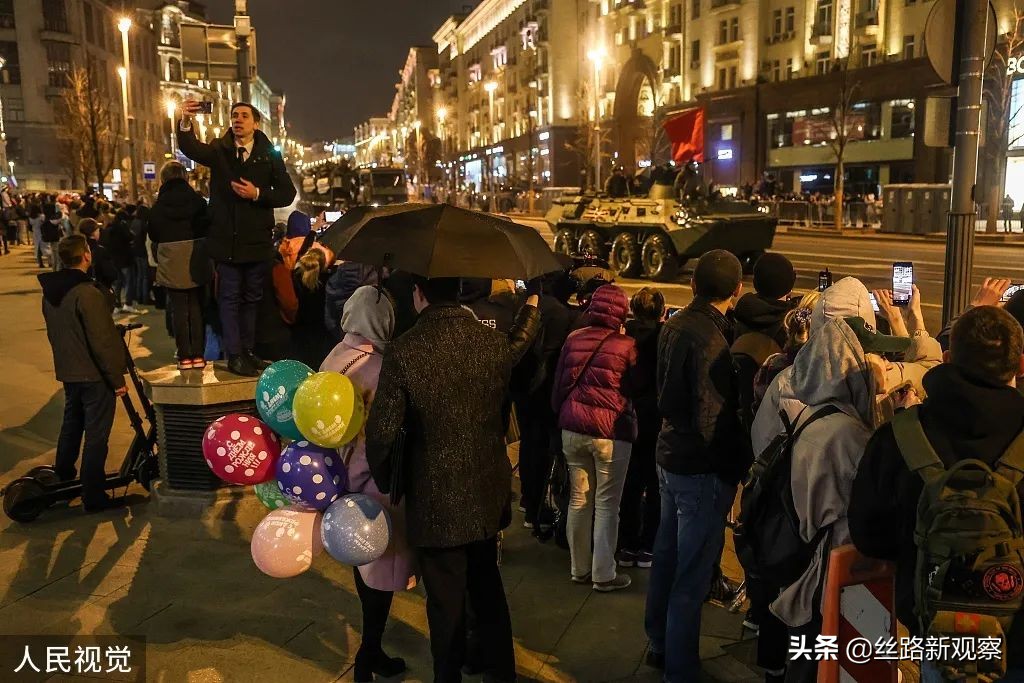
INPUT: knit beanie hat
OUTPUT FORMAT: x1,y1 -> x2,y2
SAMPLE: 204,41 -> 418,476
753,252 -> 796,299
287,210 -> 312,238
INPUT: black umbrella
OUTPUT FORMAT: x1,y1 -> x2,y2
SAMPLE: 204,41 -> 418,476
332,204 -> 562,280
316,203 -> 421,256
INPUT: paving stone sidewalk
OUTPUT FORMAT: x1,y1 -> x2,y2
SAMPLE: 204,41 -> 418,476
0,245 -> 762,682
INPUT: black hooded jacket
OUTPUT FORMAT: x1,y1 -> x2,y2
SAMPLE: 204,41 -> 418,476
177,126 -> 296,264
733,292 -> 794,348
849,363 -> 1024,663
38,269 -> 126,389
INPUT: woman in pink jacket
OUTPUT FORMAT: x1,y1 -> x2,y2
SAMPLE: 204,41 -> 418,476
320,285 -> 415,682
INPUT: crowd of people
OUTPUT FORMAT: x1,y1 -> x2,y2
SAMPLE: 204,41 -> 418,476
29,97 -> 1024,683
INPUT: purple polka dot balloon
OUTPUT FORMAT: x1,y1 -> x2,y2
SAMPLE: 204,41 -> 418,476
275,440 -> 349,511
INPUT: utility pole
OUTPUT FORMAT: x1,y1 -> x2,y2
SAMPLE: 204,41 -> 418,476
118,16 -> 140,203
235,0 -> 252,102
942,0 -> 990,325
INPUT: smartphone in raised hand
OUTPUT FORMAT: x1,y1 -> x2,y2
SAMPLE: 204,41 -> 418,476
892,261 -> 913,307
818,268 -> 833,292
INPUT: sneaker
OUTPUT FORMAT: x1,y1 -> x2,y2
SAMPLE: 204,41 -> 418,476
522,520 -> 534,529
742,609 -> 760,634
636,551 -> 654,568
645,649 -> 665,670
593,574 -> 631,592
616,549 -> 637,567
570,572 -> 592,584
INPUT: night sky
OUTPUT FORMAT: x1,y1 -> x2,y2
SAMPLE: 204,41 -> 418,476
204,0 -> 476,143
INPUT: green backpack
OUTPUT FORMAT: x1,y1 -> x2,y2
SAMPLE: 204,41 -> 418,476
893,406 -> 1024,681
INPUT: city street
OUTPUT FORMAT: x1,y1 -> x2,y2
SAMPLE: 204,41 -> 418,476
0,245 -> 758,682
518,217 -> 1024,332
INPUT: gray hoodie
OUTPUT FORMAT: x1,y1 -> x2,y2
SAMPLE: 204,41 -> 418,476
752,317 -> 876,627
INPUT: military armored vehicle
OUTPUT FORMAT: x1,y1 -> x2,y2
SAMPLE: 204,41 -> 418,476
545,182 -> 778,282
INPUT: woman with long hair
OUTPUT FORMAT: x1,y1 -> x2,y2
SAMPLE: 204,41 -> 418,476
287,249 -> 333,369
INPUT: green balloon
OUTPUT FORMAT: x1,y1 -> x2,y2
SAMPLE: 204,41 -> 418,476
253,480 -> 290,510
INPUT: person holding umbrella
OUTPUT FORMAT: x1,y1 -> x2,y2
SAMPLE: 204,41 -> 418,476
348,204 -> 557,682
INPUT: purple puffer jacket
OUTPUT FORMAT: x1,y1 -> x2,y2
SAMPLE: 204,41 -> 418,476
551,284 -> 638,442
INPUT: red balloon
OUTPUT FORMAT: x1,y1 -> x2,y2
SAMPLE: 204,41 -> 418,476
202,413 -> 282,485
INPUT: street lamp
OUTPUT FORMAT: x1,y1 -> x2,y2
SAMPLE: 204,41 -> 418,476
165,99 -> 177,157
0,55 -> 7,176
484,80 -> 498,146
234,0 -> 252,102
587,47 -> 606,191
117,16 -> 140,202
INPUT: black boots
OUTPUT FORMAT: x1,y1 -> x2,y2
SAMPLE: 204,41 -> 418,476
352,647 -> 406,682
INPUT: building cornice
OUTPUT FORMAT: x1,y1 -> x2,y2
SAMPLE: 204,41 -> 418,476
458,0 -> 529,53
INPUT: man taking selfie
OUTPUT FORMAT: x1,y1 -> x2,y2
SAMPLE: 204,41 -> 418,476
178,100 -> 296,376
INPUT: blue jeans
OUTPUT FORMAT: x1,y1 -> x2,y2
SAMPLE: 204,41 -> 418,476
216,261 -> 269,356
645,468 -> 736,682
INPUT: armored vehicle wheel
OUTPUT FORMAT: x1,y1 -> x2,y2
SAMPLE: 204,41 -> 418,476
553,229 -> 576,256
578,229 -> 608,259
641,234 -> 679,283
609,233 -> 642,278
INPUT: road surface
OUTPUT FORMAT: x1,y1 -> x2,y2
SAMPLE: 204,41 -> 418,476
517,218 -> 1024,333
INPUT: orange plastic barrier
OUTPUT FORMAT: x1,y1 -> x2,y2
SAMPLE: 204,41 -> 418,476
817,544 -> 898,683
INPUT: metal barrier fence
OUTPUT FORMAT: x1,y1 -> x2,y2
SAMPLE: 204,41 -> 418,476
764,199 -> 881,228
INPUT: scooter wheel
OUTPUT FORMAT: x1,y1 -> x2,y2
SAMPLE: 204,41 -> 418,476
3,478 -> 48,523
26,465 -> 60,488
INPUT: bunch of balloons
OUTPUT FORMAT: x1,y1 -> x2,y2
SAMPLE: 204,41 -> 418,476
201,359 -> 392,580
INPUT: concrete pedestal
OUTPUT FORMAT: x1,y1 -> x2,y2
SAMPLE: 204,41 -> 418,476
143,361 -> 259,519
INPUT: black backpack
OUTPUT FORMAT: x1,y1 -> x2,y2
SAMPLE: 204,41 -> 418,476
735,405 -> 838,590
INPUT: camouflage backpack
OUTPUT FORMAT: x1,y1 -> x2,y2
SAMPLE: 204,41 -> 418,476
893,406 -> 1024,681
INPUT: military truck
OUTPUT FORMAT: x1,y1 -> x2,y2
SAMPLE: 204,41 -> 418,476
545,182 -> 778,282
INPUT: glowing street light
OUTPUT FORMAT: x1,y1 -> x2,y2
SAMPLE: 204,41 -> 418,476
587,47 -> 607,190
117,15 -> 139,201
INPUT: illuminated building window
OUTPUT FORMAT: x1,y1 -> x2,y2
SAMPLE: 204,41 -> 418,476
861,43 -> 877,67
902,34 -> 915,60
816,51 -> 831,75
692,0 -> 701,20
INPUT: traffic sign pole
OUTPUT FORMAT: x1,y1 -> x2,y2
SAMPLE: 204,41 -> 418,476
942,0 -> 991,326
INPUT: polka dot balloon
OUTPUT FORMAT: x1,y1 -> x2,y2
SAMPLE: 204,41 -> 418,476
275,440 -> 349,511
202,413 -> 281,485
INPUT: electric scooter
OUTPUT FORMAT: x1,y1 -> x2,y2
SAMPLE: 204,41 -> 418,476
2,323 -> 159,522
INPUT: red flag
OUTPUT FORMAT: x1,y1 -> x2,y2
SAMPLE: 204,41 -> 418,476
662,108 -> 705,164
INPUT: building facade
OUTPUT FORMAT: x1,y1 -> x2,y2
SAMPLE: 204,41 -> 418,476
1,0 -> 166,192
432,0 -> 585,189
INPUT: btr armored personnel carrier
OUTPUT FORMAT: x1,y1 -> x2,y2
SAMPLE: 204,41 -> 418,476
545,184 -> 778,282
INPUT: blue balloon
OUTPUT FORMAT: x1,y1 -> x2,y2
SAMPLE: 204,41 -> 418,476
275,440 -> 349,511
321,494 -> 392,566
256,360 -> 314,440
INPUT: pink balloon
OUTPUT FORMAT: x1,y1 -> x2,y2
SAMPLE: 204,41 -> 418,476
250,507 -> 323,578
203,413 -> 282,485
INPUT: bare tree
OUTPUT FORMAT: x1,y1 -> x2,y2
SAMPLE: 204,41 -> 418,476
827,58 -> 861,231
983,4 -> 1024,233
54,63 -> 122,192
563,81 -> 611,191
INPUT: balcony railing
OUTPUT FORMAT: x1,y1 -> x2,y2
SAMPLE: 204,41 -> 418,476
811,20 -> 833,38
710,0 -> 740,9
665,22 -> 682,35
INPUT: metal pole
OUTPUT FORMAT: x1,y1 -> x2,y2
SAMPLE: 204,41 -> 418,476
942,0 -> 989,325
594,61 -> 601,192
238,33 -> 251,102
120,25 -> 140,203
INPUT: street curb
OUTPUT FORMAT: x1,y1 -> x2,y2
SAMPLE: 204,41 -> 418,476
778,226 -> 1024,247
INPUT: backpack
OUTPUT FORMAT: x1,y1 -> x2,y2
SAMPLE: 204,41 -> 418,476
734,405 -> 838,590
893,406 -> 1024,679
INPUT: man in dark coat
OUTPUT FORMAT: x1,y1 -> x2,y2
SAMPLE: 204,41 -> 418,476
645,250 -> 750,679
39,235 -> 127,512
178,99 -> 296,376
849,306 -> 1024,679
366,276 -> 540,683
